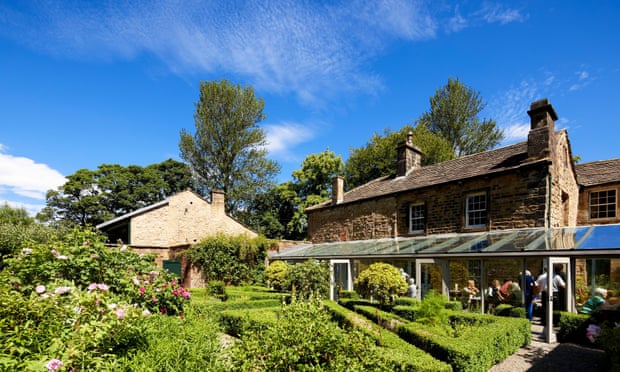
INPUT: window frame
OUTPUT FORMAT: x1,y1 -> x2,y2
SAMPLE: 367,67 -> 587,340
409,202 -> 426,234
589,189 -> 617,220
465,191 -> 488,229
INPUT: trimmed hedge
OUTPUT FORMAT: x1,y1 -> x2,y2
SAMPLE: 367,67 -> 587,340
557,312 -> 593,344
494,304 -> 526,318
219,306 -> 281,337
324,301 -> 452,371
347,302 -> 530,372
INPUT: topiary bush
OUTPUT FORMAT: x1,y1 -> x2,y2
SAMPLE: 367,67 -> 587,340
354,262 -> 407,304
286,259 -> 330,299
265,260 -> 289,291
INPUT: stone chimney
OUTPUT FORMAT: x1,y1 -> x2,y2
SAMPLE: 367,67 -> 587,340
396,131 -> 423,177
211,189 -> 225,215
332,176 -> 344,205
527,99 -> 558,160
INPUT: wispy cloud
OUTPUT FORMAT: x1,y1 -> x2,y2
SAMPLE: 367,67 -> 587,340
0,1 -> 524,105
0,145 -> 66,202
475,3 -> 527,25
264,122 -> 315,162
569,68 -> 592,91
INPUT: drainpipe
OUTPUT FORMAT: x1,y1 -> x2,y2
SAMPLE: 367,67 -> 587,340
546,170 -> 552,228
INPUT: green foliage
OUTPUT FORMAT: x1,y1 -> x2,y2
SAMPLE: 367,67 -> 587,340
324,301 -> 452,371
229,297 -> 389,371
265,260 -> 289,291
557,312 -> 592,344
415,290 -> 449,325
38,159 -> 193,227
183,233 -> 270,285
338,290 -> 360,300
418,77 -> 504,157
242,149 -> 343,239
112,307 -> 224,371
599,322 -> 620,369
344,125 -> 455,188
0,204 -> 59,268
286,259 -> 330,299
494,304 -> 526,318
354,262 -> 407,304
179,79 -> 280,216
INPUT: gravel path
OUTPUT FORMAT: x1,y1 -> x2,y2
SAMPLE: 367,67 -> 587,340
489,340 -> 606,372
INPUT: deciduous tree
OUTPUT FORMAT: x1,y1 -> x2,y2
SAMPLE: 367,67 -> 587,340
179,79 -> 280,215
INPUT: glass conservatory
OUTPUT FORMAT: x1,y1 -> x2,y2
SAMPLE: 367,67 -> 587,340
271,224 -> 620,343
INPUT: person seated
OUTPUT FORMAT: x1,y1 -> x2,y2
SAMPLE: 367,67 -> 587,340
580,287 -> 608,314
487,279 -> 505,305
506,282 -> 523,306
462,280 -> 480,309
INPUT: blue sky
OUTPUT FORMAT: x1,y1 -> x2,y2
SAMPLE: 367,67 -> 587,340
1,1 -> 619,215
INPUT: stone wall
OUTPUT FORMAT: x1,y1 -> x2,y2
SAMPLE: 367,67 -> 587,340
577,183 -> 620,225
308,163 -> 551,243
130,190 -> 257,247
548,131 -> 580,227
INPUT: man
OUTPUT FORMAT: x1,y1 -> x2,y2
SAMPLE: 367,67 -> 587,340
535,269 -> 548,323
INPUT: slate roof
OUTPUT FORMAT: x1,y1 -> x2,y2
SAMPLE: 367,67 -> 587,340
308,139 -> 549,211
575,158 -> 620,187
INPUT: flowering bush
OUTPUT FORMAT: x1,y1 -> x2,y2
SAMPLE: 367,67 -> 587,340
0,227 -> 191,370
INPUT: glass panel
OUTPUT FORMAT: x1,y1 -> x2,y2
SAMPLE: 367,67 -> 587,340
449,259 -> 482,311
420,262 -> 442,299
575,258 -> 620,313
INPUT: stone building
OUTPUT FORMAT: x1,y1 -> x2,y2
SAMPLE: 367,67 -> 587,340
97,189 -> 257,287
307,99 -> 579,242
274,99 -> 620,343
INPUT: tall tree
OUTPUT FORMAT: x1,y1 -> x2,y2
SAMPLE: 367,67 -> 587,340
242,149 -> 343,240
38,159 -> 193,227
179,79 -> 280,215
418,77 -> 503,157
344,125 -> 454,188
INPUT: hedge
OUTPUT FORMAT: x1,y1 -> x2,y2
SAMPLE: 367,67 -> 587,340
324,301 -> 452,371
348,303 -> 530,372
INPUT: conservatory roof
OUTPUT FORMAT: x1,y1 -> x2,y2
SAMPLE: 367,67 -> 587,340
271,224 -> 620,260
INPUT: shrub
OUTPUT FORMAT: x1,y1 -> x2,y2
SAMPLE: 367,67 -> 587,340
557,312 -> 592,344
355,262 -> 407,304
286,259 -> 330,298
265,260 -> 289,291
339,290 -> 360,300
206,280 -> 227,301
228,297 -> 389,371
417,290 -> 448,325
182,234 -> 270,285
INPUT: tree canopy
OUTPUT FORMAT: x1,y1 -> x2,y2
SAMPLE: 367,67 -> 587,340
179,79 -> 280,215
38,159 -> 193,227
418,77 -> 503,157
344,125 -> 454,189
242,149 -> 343,240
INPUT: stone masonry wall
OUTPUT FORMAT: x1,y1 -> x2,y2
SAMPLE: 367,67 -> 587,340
548,131 -> 580,227
577,183 -> 620,225
130,191 -> 256,247
308,164 -> 550,243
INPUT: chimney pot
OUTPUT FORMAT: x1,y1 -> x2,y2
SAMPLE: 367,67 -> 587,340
397,133 -> 423,177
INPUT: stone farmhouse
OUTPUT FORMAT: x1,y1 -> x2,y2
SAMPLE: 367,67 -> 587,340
274,99 -> 620,343
97,189 -> 257,288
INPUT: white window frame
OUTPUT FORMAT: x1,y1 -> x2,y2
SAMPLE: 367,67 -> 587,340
409,202 -> 425,233
589,189 -> 616,220
465,192 -> 487,228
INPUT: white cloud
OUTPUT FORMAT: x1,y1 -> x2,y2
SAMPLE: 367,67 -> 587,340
502,123 -> 530,142
0,145 -> 66,201
264,122 -> 315,161
0,1 -> 524,106
476,3 -> 527,25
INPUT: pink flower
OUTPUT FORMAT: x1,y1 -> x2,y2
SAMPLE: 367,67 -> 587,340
152,296 -> 158,303
142,309 -> 151,317
54,286 -> 72,295
116,309 -> 125,319
132,278 -> 140,285
97,283 -> 109,291
139,287 -> 146,295
46,358 -> 64,372
51,249 -> 59,256
87,283 -> 98,293
35,285 -> 46,294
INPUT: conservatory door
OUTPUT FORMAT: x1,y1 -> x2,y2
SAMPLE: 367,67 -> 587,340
330,260 -> 352,301
416,259 -> 449,300
545,257 -> 572,343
